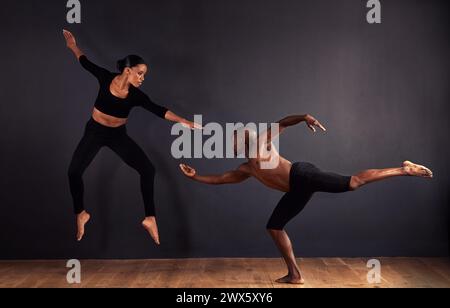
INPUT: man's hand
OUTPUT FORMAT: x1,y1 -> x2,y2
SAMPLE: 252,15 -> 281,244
179,164 -> 196,178
63,29 -> 77,49
179,164 -> 250,185
304,114 -> 326,133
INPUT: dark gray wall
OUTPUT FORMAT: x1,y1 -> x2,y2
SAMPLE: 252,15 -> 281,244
0,0 -> 448,259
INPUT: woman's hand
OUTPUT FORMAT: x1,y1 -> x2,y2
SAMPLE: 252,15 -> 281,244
181,120 -> 202,130
63,29 -> 77,49
304,114 -> 326,133
164,111 -> 202,130
63,29 -> 84,60
179,164 -> 196,178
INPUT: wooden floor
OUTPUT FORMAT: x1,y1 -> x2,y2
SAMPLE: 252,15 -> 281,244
0,258 -> 449,288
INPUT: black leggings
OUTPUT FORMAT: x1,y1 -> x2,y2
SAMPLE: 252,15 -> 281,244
68,118 -> 156,216
266,162 -> 352,230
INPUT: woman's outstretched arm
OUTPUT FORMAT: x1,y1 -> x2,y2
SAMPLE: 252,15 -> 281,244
165,111 -> 202,130
63,29 -> 110,80
138,92 -> 201,129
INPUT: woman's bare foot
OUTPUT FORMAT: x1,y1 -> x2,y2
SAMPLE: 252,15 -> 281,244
76,211 -> 90,242
275,274 -> 305,285
402,161 -> 433,178
142,217 -> 160,245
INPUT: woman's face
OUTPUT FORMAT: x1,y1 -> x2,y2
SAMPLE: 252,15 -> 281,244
126,64 -> 148,88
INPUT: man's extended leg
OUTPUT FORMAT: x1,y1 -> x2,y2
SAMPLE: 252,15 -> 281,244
349,161 -> 433,190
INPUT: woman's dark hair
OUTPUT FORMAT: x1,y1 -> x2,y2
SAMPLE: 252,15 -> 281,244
117,55 -> 146,72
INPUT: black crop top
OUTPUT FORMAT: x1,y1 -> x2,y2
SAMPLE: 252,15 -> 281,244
79,55 -> 168,119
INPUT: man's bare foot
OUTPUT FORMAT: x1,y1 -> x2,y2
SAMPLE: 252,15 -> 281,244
76,211 -> 90,242
142,217 -> 160,245
402,161 -> 433,178
275,274 -> 305,285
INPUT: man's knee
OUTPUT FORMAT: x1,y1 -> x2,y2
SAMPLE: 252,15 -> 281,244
266,228 -> 283,236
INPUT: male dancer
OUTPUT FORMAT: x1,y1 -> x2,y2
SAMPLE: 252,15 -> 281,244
180,114 -> 433,284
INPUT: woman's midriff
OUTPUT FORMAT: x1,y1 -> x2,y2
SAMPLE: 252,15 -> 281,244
92,107 -> 127,128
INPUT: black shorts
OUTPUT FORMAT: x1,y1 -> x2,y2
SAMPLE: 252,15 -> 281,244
266,162 -> 352,230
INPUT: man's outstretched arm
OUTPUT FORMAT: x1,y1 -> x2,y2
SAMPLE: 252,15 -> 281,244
179,164 -> 251,185
278,114 -> 326,134
259,114 -> 327,146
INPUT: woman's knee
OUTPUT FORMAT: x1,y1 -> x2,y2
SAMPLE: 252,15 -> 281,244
139,161 -> 155,177
68,163 -> 82,179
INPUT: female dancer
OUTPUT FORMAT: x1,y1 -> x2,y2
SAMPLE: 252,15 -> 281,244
63,30 -> 199,244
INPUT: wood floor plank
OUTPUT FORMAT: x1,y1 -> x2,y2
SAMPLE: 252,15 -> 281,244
0,258 -> 448,288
